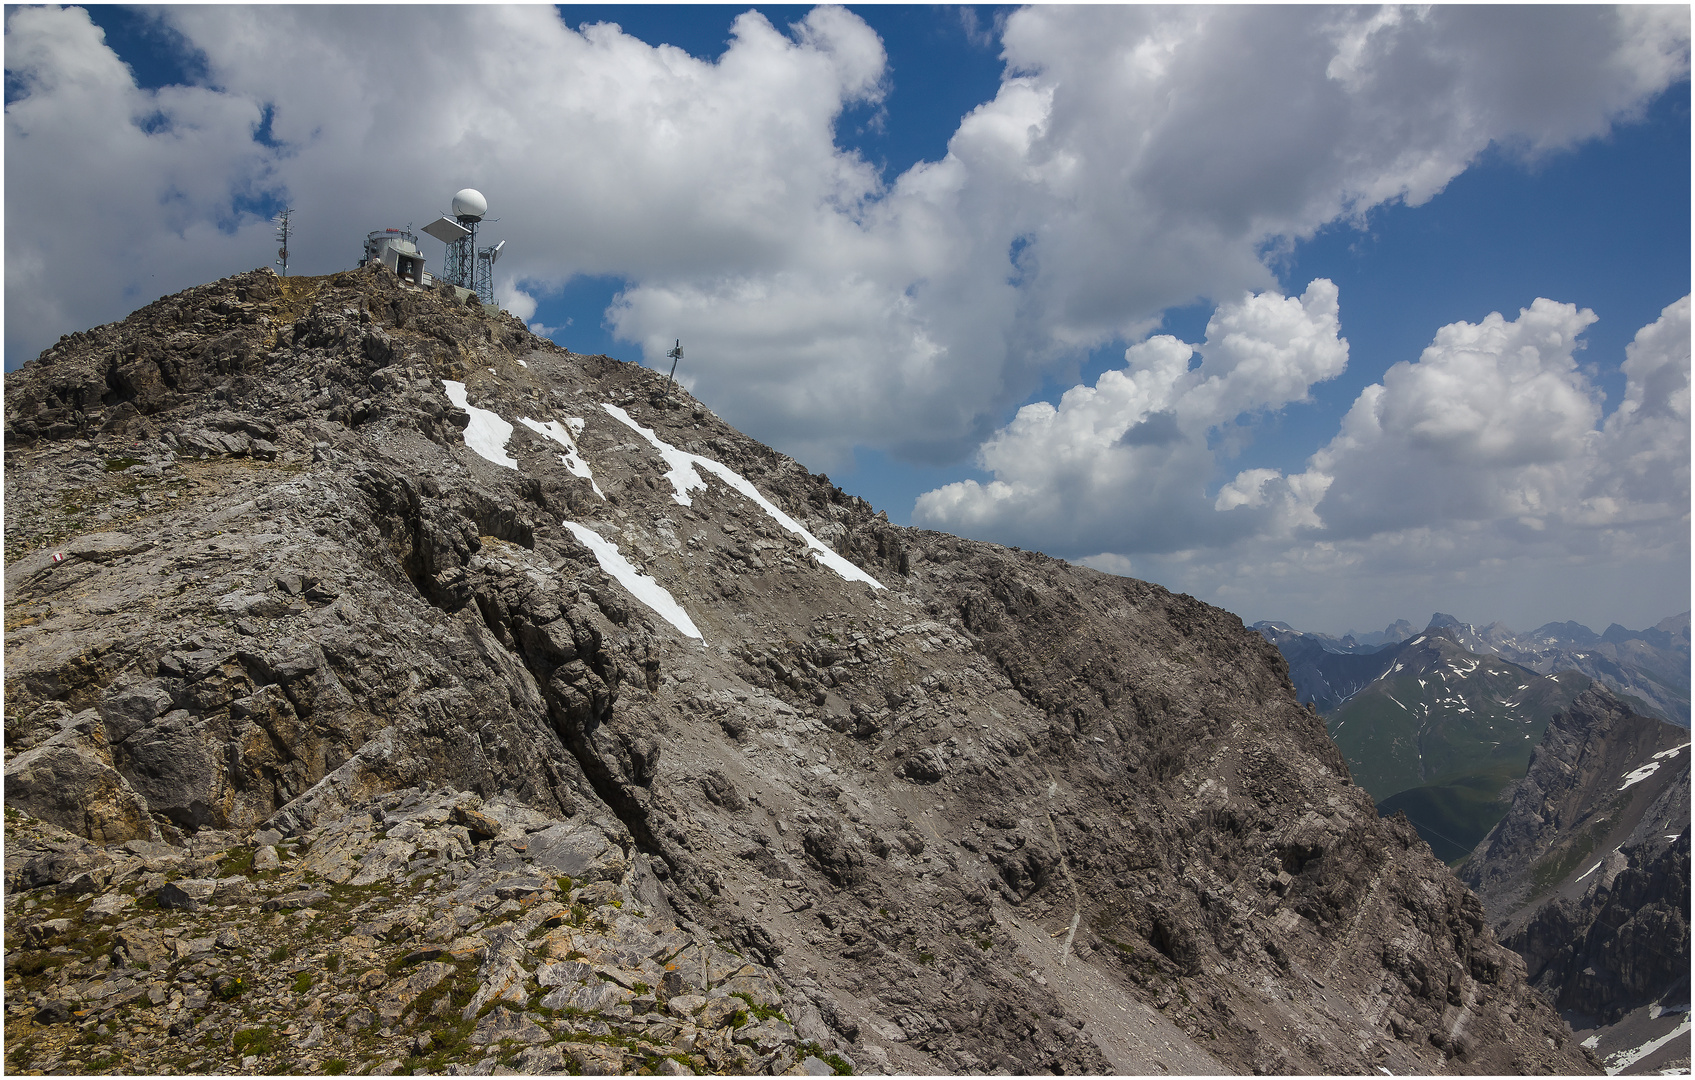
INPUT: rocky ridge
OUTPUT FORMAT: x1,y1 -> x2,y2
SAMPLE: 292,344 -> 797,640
5,787 -> 844,1076
1458,686 -> 1690,1073
1460,685 -> 1689,930
5,265 -> 1597,1074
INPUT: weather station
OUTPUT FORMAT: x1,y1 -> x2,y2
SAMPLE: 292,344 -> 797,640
423,188 -> 505,306
359,227 -> 431,287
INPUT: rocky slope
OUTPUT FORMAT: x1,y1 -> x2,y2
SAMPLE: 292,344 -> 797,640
1460,686 -> 1690,1075
5,787 -> 840,1077
4,265 -> 1597,1074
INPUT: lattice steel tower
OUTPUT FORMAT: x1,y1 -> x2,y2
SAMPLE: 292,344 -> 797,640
423,189 -> 503,306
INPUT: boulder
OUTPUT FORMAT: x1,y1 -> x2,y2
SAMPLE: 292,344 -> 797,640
5,744 -> 155,843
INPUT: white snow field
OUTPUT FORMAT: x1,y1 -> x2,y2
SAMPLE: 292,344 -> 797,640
561,521 -> 702,641
602,404 -> 884,590
441,381 -> 518,469
519,416 -> 604,497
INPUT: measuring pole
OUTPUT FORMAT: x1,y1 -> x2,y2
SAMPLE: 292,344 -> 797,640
666,339 -> 683,383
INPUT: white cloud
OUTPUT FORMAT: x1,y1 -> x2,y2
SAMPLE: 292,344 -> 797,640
7,5 -> 1685,476
1594,294 -> 1692,517
6,5 -> 1688,629
913,279 -> 1348,551
1299,298 -> 1605,539
4,6 -> 277,357
959,295 -> 1690,632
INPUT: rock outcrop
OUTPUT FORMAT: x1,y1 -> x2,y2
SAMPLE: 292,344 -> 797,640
5,786 -> 837,1076
6,265 -> 1596,1074
1461,686 -> 1690,1074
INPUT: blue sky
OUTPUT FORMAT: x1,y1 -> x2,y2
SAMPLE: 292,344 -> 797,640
7,5 -> 1689,636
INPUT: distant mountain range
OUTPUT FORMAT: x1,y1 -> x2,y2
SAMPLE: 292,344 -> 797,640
1255,611 -> 1689,864
1255,611 -> 1690,727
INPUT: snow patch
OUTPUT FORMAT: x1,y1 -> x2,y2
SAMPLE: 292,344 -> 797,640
562,521 -> 701,641
1604,1011 -> 1692,1074
442,381 -> 517,469
1620,761 -> 1663,791
602,404 -> 884,590
1652,742 -> 1690,760
519,417 -> 603,497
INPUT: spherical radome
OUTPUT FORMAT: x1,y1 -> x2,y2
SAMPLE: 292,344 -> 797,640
451,188 -> 488,220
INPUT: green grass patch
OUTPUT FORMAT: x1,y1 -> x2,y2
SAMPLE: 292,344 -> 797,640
730,992 -> 785,1022
399,959 -> 480,1071
218,848 -> 257,877
1529,829 -> 1602,898
323,1058 -> 348,1075
268,944 -> 290,963
1098,933 -> 1136,956
799,1042 -> 854,1075
9,951 -> 70,979
7,1036 -> 38,1070
232,1026 -> 278,1057
292,970 -> 314,994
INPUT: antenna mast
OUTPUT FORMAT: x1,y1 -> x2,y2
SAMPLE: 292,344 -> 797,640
666,340 -> 684,383
274,208 -> 293,276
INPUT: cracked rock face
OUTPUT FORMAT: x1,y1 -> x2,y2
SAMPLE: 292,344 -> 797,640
5,265 -> 1596,1074
1460,686 -> 1690,1069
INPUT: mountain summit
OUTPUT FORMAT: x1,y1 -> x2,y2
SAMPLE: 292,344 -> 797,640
4,265 -> 1594,1074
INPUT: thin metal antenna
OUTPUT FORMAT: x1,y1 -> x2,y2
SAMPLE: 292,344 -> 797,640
274,208 -> 293,276
666,339 -> 683,383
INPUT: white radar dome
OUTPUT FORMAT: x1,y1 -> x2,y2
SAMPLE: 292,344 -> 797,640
451,188 -> 488,220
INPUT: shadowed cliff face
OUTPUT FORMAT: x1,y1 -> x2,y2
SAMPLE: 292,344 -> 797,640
5,265 -> 1596,1074
1461,686 -> 1690,1068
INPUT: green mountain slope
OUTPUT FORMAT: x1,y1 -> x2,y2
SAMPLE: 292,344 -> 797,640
1326,632 -> 1591,861
1374,764 -> 1524,863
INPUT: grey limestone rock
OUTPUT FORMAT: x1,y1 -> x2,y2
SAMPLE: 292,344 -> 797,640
2,265 -> 1599,1076
5,743 -> 156,844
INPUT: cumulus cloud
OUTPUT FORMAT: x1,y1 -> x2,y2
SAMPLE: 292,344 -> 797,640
4,6 -> 276,357
6,5 -> 1688,625
1298,298 -> 1605,539
7,5 -> 1686,474
913,280 -> 1347,551
969,295 -> 1690,632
